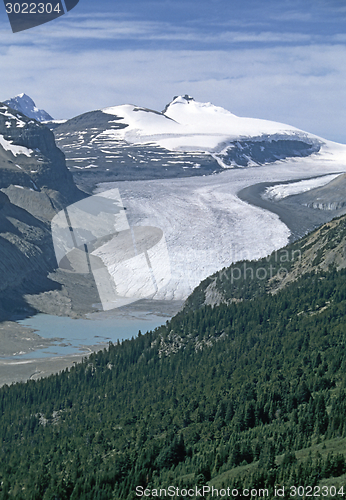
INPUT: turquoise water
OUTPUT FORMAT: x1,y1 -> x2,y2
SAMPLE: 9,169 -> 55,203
16,313 -> 168,359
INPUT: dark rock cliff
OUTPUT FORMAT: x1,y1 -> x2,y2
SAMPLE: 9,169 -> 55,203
0,103 -> 85,320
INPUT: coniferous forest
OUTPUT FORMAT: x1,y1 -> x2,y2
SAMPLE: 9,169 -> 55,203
1,228 -> 346,498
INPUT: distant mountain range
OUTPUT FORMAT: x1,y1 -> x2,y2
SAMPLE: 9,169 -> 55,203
3,93 -> 346,192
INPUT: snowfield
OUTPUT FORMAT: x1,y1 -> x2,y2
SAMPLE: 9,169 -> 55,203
53,95 -> 346,193
102,95 -> 316,153
94,155 -> 346,301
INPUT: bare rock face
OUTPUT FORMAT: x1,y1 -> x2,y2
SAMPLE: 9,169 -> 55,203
0,103 -> 84,320
0,195 -> 56,316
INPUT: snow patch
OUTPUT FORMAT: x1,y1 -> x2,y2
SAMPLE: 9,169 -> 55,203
262,174 -> 340,201
0,134 -> 33,157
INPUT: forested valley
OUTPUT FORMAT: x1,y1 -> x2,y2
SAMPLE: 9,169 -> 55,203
1,218 -> 346,499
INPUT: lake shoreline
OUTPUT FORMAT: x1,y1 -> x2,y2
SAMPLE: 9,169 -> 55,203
0,299 -> 183,386
0,345 -> 109,387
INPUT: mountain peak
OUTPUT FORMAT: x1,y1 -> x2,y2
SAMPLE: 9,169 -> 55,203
162,95 -> 194,113
172,94 -> 195,103
3,93 -> 53,122
162,95 -> 238,129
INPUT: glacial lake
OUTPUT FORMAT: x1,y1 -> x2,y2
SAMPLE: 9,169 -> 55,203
16,312 -> 169,360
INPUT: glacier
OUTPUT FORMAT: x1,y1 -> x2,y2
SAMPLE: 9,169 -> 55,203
94,155 -> 346,301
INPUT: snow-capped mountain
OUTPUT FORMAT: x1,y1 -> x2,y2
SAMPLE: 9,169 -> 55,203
103,94 -> 318,154
3,93 -> 53,122
52,95 -> 333,193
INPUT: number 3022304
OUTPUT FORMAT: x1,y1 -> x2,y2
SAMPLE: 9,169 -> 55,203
5,3 -> 62,14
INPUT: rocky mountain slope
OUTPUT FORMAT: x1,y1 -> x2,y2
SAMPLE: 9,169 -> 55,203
51,95 -> 329,193
0,190 -> 56,319
0,102 -> 84,320
0,102 -> 81,216
52,109 -> 219,193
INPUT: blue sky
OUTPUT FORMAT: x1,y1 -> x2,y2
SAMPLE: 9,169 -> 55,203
0,0 -> 346,142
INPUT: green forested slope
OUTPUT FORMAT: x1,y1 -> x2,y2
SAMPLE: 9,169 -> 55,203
1,262 -> 346,498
